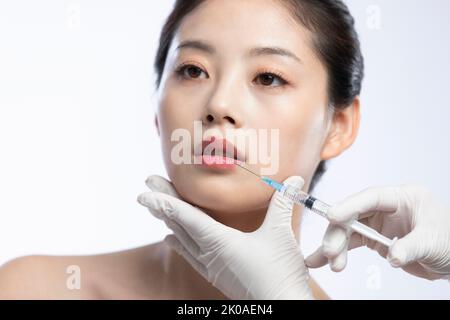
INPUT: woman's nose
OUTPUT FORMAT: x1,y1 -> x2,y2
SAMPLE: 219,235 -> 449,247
204,113 -> 237,126
202,82 -> 243,128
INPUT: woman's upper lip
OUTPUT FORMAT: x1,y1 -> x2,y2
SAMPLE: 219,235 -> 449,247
195,137 -> 245,162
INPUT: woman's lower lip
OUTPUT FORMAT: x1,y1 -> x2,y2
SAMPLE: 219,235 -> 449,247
194,155 -> 238,169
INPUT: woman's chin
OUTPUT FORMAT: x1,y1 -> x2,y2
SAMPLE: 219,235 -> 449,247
166,165 -> 272,215
175,182 -> 270,215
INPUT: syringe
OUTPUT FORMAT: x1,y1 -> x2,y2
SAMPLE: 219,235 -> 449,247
236,163 -> 394,248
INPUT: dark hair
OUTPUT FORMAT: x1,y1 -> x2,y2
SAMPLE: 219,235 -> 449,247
154,0 -> 364,193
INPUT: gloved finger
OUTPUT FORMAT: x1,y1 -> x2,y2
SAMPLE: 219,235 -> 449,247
347,231 -> 364,250
322,224 -> 349,260
306,231 -> 363,269
262,176 -> 305,229
327,186 -> 399,224
164,218 -> 201,258
305,246 -> 328,268
137,191 -> 226,238
138,192 -> 165,220
306,224 -> 351,270
329,240 -> 349,272
328,226 -> 372,272
164,234 -> 207,279
145,175 -> 180,198
387,229 -> 425,268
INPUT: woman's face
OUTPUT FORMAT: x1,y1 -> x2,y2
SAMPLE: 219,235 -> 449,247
155,0 -> 331,220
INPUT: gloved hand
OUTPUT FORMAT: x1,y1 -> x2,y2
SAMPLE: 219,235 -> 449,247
305,185 -> 450,280
137,175 -> 313,300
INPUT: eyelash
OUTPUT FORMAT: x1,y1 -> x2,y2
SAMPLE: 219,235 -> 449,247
254,68 -> 290,88
174,63 -> 204,80
174,63 -> 290,89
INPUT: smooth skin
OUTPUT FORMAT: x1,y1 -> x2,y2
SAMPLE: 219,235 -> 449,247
0,0 -> 359,299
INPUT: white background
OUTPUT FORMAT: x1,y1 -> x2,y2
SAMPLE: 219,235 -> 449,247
0,0 -> 449,299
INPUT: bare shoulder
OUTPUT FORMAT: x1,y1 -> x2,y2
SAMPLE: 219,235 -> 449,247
0,243 -> 164,300
310,278 -> 330,300
0,254 -> 99,299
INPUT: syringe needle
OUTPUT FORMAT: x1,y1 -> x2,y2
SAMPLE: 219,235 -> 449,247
235,162 -> 261,178
236,162 -> 394,247
236,162 -> 281,189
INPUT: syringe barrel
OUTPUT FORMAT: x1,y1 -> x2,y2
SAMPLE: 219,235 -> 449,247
280,184 -> 394,247
350,221 -> 394,247
309,198 -> 330,219
280,184 -> 307,204
281,185 -> 329,218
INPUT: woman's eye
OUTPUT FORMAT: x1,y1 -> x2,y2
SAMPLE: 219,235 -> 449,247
254,73 -> 288,88
175,64 -> 207,80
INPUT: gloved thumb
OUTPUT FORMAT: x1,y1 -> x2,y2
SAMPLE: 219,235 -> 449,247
262,176 -> 305,228
145,175 -> 181,198
387,230 -> 424,268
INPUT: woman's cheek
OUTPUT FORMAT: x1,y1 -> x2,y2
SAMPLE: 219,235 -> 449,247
275,114 -> 325,180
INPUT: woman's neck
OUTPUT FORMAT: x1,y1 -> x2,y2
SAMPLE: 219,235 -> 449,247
202,204 -> 302,239
161,241 -> 229,299
205,206 -> 267,232
159,205 -> 303,299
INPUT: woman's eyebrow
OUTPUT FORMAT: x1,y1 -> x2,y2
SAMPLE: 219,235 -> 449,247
176,40 -> 302,65
176,40 -> 215,55
248,47 -> 303,65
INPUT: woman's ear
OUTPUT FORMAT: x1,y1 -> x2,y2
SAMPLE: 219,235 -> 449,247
320,97 -> 360,160
154,115 -> 160,137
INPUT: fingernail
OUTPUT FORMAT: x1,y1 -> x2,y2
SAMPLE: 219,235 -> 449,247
388,256 -> 402,268
293,176 -> 304,189
145,176 -> 156,189
137,194 -> 150,206
326,211 -> 336,222
283,176 -> 304,189
328,210 -> 349,224
331,258 -> 346,272
388,246 -> 405,268
304,257 -> 312,267
325,207 -> 341,223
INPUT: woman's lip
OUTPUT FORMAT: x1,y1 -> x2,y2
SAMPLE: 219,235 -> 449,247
194,155 -> 239,170
196,137 -> 246,162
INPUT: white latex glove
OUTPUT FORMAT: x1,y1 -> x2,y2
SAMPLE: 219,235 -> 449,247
137,175 -> 313,300
305,185 -> 450,280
